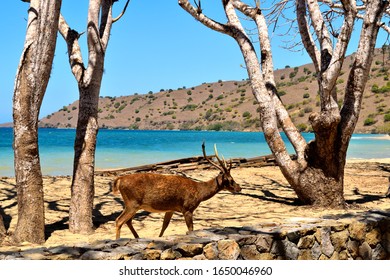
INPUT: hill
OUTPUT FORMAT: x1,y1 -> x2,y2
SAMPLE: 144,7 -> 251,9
39,48 -> 390,133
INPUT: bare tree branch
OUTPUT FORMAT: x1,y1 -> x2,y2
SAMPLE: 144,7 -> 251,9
340,0 -> 389,157
178,0 -> 232,35
307,0 -> 333,70
296,0 -> 321,72
323,0 -> 356,92
113,0 -> 130,23
58,14 -> 85,83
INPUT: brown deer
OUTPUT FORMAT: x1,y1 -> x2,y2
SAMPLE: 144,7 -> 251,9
112,142 -> 241,239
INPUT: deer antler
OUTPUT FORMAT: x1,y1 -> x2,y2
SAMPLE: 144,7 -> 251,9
202,142 -> 228,172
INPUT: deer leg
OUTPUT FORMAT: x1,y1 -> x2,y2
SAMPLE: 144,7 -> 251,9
183,211 -> 194,234
159,211 -> 174,237
126,219 -> 139,239
115,206 -> 138,239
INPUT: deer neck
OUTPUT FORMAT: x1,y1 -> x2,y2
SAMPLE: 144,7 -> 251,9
197,175 -> 222,202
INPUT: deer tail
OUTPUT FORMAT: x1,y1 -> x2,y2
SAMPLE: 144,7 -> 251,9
111,178 -> 121,196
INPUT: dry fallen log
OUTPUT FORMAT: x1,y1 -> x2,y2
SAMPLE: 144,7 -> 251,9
95,154 -> 297,176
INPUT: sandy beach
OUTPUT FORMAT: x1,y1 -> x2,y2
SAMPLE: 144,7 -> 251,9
1,159 -> 389,252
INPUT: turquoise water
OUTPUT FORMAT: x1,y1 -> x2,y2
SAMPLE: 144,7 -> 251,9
0,128 -> 389,177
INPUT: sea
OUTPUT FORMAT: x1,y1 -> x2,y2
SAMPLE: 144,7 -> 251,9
0,127 -> 389,177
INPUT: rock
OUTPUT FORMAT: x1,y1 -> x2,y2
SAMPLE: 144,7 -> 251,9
161,248 -> 182,260
318,254 -> 329,260
80,250 -> 111,260
173,243 -> 203,257
271,239 -> 299,260
297,249 -> 313,260
338,250 -> 349,260
331,223 -> 347,232
192,230 -> 225,241
283,240 -> 299,260
241,245 -> 262,260
366,228 -> 381,247
314,228 -> 321,243
255,235 -> 273,253
128,253 -> 143,260
218,240 -> 240,260
192,254 -> 207,260
358,242 -> 372,260
330,251 -> 339,260
2,255 -> 25,260
203,243 -> 218,260
109,246 -> 142,259
50,253 -> 77,260
142,249 -> 161,260
47,246 -> 82,258
258,253 -> 274,260
330,229 -> 349,252
286,230 -> 301,244
383,232 -> 390,252
372,244 -> 387,260
20,248 -> 50,260
237,235 -> 258,246
347,239 -> 359,259
320,227 -> 334,258
311,241 -> 321,260
349,221 -> 366,241
297,235 -> 315,249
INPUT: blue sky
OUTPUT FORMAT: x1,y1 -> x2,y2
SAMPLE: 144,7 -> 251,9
0,1 -> 388,124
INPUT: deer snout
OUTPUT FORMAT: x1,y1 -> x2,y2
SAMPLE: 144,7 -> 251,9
228,182 -> 241,194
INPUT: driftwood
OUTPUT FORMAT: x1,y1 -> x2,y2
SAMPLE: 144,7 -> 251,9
95,154 -> 297,177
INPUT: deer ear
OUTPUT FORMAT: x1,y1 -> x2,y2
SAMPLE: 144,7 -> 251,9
228,159 -> 233,171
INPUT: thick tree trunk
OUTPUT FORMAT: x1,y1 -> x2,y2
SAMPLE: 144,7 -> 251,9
12,0 -> 61,244
69,84 -> 101,233
292,0 -> 387,207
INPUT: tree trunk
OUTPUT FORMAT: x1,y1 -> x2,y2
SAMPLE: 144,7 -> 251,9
12,0 -> 61,244
59,0 -> 129,234
69,84 -> 101,233
0,211 -> 6,237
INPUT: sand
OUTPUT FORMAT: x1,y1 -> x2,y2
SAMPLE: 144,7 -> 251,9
0,159 -> 389,252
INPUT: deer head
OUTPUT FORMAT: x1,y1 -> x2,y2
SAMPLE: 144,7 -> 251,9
202,142 -> 241,193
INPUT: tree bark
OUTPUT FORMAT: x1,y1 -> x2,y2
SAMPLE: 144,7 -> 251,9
0,211 -> 5,237
68,84 -> 101,233
12,0 -> 62,244
179,0 -> 389,208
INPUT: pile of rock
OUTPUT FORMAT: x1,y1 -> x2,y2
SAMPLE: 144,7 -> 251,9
1,209 -> 389,260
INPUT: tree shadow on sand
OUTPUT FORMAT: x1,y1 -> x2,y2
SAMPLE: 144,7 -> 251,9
238,177 -> 302,206
0,180 -> 17,231
237,178 -> 388,208
92,196 -> 152,228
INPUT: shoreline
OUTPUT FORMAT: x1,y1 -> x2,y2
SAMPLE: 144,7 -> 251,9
0,157 -> 389,179
347,157 -> 390,164
1,126 -> 390,134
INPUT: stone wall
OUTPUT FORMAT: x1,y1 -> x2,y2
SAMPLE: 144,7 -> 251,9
1,210 -> 389,260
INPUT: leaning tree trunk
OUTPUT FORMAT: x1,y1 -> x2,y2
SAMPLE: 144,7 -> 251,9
12,0 -> 62,244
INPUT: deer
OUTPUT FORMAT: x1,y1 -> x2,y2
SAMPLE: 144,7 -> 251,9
112,142 -> 241,239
